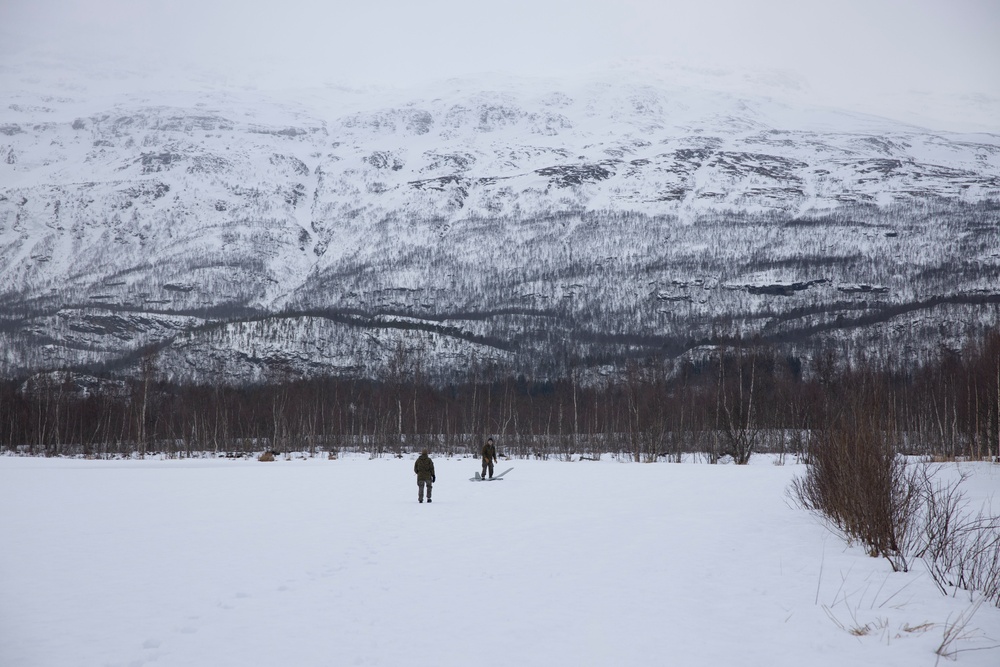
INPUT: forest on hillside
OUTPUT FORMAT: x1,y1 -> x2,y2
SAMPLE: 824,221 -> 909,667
2,201 -> 999,385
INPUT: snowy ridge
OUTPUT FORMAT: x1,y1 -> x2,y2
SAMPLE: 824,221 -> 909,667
1,64 -> 999,380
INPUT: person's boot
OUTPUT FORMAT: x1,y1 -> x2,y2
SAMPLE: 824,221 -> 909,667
427,498 -> 432,503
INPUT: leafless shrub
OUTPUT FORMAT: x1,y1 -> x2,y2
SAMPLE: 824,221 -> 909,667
794,390 -> 1000,604
913,469 -> 1000,607
791,385 -> 922,571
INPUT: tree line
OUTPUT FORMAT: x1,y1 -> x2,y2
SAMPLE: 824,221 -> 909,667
2,328 -> 998,462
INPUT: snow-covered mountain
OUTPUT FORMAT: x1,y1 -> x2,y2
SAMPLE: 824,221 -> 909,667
2,62 -> 999,382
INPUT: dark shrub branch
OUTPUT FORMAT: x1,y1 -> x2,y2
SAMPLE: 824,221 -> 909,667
793,386 -> 1000,605
791,378 -> 921,570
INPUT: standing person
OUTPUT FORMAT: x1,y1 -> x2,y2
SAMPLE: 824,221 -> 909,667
414,449 -> 435,503
481,437 -> 498,480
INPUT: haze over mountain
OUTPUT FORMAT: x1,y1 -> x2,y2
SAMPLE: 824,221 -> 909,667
4,0 -> 999,131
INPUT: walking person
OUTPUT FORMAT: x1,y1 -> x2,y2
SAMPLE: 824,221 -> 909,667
481,437 -> 498,480
414,449 -> 435,503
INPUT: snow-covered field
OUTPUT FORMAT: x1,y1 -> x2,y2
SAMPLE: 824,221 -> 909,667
1,454 -> 998,667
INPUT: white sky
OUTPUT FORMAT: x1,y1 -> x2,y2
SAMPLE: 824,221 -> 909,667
2,0 -> 999,128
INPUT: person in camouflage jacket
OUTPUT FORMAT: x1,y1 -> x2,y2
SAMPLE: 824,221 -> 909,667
414,449 -> 435,503
481,437 -> 497,479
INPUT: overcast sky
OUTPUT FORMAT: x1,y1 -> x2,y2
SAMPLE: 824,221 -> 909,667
3,0 -> 998,127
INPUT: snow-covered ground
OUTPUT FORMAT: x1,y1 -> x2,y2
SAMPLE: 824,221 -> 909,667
1,454 -> 997,667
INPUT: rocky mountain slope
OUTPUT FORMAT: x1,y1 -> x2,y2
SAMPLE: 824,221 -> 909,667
1,64 -> 999,383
